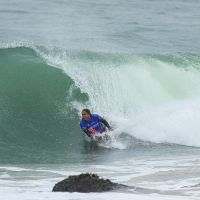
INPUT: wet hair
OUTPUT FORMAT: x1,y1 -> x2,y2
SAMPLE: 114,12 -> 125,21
82,108 -> 91,115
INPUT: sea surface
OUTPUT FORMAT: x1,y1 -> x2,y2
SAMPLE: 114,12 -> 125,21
1,0 -> 200,199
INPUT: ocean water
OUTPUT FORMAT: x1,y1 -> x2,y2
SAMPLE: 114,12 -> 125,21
1,0 -> 200,199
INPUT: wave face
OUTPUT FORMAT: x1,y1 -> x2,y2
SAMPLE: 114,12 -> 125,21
1,45 -> 200,163
0,46 -> 88,163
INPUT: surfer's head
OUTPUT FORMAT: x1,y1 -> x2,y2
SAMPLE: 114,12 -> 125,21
82,109 -> 91,121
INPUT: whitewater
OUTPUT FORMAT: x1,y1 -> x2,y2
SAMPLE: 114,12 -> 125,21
1,0 -> 200,199
37,46 -> 200,147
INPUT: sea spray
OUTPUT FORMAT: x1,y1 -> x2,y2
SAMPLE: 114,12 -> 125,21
36,47 -> 200,147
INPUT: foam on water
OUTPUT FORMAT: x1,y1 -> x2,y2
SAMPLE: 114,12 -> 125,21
1,155 -> 200,200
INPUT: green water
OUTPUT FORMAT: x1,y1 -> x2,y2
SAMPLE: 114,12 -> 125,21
1,46 -> 200,164
0,47 -> 84,163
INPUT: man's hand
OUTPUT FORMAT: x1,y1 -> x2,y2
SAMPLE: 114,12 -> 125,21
108,127 -> 113,131
88,127 -> 96,136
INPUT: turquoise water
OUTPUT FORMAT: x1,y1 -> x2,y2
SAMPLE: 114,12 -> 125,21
1,0 -> 200,199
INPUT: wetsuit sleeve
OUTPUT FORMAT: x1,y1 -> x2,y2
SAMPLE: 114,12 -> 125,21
82,128 -> 91,137
100,118 -> 111,129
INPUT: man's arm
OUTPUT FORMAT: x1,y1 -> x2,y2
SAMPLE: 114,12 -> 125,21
81,126 -> 96,137
100,118 -> 111,130
81,127 -> 91,137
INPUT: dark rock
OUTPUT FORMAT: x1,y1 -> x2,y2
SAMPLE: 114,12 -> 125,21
52,173 -> 128,193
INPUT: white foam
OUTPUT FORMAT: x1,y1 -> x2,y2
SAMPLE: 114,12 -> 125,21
0,41 -> 33,49
1,155 -> 200,199
0,188 -> 197,200
115,97 -> 200,147
0,166 -> 31,172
